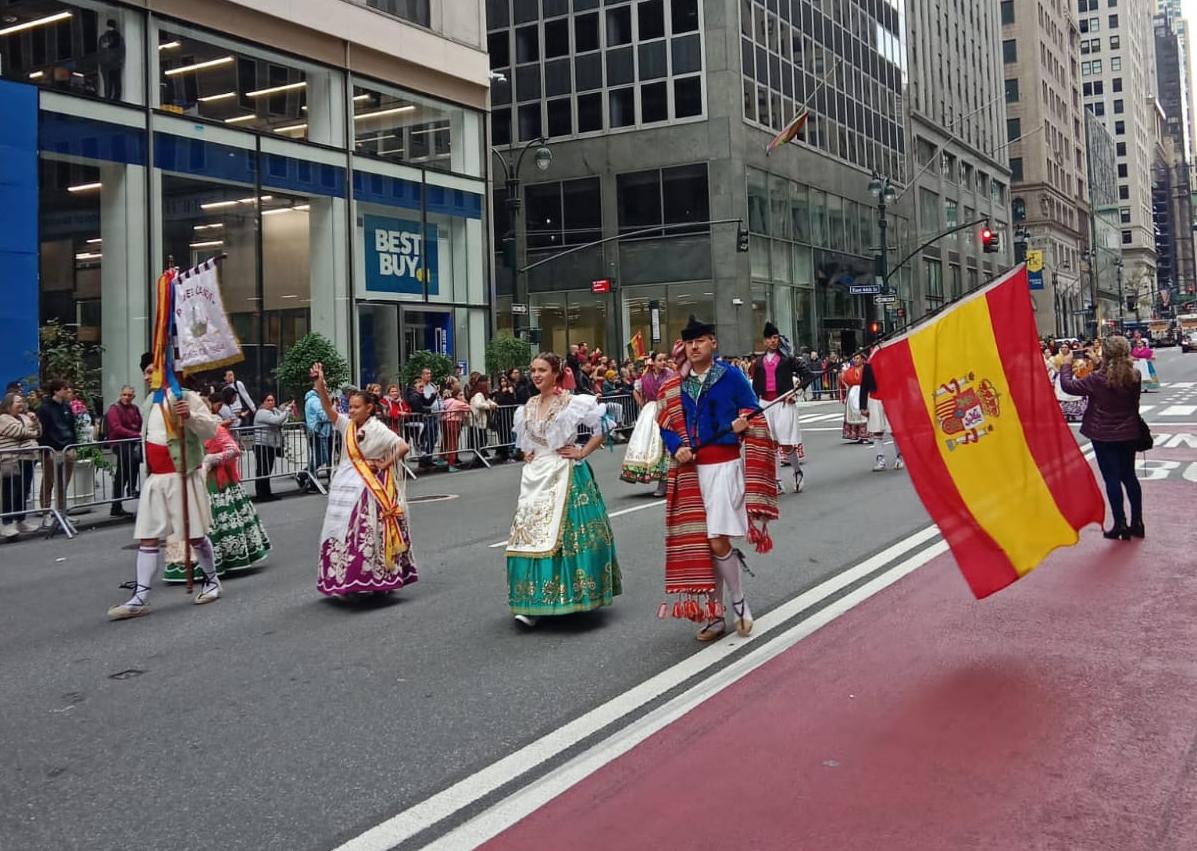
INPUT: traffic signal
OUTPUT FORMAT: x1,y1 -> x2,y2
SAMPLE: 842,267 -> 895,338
981,227 -> 1000,253
868,320 -> 883,338
736,226 -> 750,252
501,235 -> 516,269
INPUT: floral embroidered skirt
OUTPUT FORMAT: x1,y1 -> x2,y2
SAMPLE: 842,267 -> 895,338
318,482 -> 417,596
164,480 -> 270,582
507,461 -> 622,616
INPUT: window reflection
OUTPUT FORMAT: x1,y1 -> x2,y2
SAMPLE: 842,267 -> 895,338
353,83 -> 454,171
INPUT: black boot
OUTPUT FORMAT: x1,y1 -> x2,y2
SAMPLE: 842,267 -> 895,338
1103,523 -> 1130,541
1128,520 -> 1145,539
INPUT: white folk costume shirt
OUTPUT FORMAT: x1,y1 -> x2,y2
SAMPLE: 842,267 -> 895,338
133,390 -> 220,541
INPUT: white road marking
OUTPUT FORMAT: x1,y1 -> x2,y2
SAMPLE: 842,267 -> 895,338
1139,404 -> 1155,415
1160,405 -> 1197,417
487,500 -> 666,548
422,539 -> 953,851
799,412 -> 845,423
1168,382 -> 1194,388
337,525 -> 943,851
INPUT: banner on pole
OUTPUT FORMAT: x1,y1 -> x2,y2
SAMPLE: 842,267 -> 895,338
173,258 -> 243,372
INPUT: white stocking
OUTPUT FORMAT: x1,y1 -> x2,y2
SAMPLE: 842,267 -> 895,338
123,545 -> 158,606
714,549 -> 751,623
192,537 -> 219,584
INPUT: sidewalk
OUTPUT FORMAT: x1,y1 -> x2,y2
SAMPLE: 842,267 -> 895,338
484,483 -> 1197,851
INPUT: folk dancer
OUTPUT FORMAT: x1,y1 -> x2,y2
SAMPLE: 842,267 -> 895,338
1130,333 -> 1160,392
506,353 -> 621,628
311,364 -> 418,597
840,352 -> 869,442
163,390 -> 270,582
107,354 -> 225,620
657,317 -> 779,642
621,350 -> 675,497
860,347 -> 903,472
752,321 -> 816,493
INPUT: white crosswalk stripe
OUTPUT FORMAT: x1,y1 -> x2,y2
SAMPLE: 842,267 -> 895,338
1160,405 -> 1197,417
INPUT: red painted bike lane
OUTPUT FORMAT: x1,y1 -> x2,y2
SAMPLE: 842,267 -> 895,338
485,484 -> 1197,851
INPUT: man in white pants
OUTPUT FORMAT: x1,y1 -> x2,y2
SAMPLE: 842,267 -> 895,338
107,354 -> 226,620
860,347 -> 903,472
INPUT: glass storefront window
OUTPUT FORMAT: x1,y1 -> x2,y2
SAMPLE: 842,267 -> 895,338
789,181 -> 809,243
827,194 -> 844,252
771,239 -> 791,283
155,23 -> 344,147
810,189 -> 826,246
746,167 -> 768,234
793,287 -> 813,350
623,282 -> 711,351
751,282 -> 768,351
353,79 -> 483,176
1,1 -> 146,105
768,174 -> 789,239
792,244 -> 813,286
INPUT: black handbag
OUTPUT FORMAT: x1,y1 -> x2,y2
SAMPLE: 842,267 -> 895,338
1133,415 -> 1154,453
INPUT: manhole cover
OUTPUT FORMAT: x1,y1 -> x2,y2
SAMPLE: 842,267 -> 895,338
108,669 -> 145,680
408,494 -> 459,504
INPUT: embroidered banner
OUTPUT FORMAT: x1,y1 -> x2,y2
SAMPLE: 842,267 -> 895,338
173,258 -> 243,372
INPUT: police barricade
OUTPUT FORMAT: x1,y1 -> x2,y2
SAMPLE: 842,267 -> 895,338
53,436 -> 141,533
226,422 -> 335,494
0,444 -> 76,538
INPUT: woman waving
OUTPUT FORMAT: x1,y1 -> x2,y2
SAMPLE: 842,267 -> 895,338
311,363 -> 417,597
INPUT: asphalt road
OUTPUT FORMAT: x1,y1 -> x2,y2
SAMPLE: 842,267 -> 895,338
2,347 -> 1193,851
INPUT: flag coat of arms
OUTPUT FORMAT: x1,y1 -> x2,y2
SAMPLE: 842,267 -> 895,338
870,265 -> 1104,598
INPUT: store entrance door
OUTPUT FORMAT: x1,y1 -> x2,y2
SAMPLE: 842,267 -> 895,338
401,307 -> 453,361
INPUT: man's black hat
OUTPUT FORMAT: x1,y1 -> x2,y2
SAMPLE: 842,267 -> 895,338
680,315 -> 716,341
763,321 -> 780,338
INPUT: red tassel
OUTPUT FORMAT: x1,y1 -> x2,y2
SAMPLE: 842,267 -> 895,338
672,601 -> 684,619
657,602 -> 668,619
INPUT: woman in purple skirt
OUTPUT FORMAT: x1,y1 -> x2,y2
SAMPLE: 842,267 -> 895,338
311,363 -> 417,597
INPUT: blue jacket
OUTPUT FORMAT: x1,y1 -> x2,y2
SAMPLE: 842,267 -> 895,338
660,361 -> 759,456
304,389 -> 331,435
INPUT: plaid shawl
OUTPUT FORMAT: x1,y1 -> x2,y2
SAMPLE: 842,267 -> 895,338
656,372 -> 779,622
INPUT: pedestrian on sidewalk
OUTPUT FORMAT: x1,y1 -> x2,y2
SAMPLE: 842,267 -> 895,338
441,388 -> 471,471
657,317 -> 778,642
0,391 -> 41,538
311,364 -> 417,598
104,384 -> 143,516
223,368 -> 256,426
164,390 -> 271,582
304,377 -> 332,492
860,346 -> 903,472
1059,336 -> 1145,540
505,352 -> 621,628
107,354 -> 226,621
252,393 -> 290,501
468,377 -> 497,467
36,379 -> 77,525
752,321 -> 815,494
622,350 -> 674,497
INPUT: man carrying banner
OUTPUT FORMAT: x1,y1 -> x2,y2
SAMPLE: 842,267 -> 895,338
107,353 -> 225,620
751,321 -> 816,493
657,317 -> 778,641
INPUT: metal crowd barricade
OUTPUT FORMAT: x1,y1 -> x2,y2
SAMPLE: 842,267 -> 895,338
0,444 -> 76,538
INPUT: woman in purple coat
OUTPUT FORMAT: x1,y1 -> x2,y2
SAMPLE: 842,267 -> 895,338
1059,335 -> 1144,540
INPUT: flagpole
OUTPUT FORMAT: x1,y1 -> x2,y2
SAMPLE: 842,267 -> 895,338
767,57 -> 843,153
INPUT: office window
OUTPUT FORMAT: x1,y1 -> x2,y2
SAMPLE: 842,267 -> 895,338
671,0 -> 699,34
1003,39 -> 1018,63
516,25 -> 539,62
1114,99 -> 1123,114
1118,184 -> 1128,199
675,77 -> 702,117
609,87 -> 634,127
1080,19 -> 1088,33
607,47 -> 634,85
1091,60 -> 1102,73
1010,157 -> 1023,182
547,97 -> 572,137
1089,17 -> 1099,31
545,18 -> 570,58
575,53 -> 602,91
575,13 -> 599,52
1121,230 -> 1131,244
617,164 -> 708,236
488,32 -> 510,68
1110,35 -> 1120,49
1119,207 -> 1131,224
577,92 -> 603,132
639,0 -> 665,40
1094,81 -> 1104,95
1091,101 -> 1104,116
1116,142 -> 1126,156
518,103 -> 542,140
1083,82 -> 1092,96
1108,14 -> 1117,27
1113,77 -> 1122,92
1081,61 -> 1091,75
1117,163 -> 1127,178
607,6 -> 632,46
1007,118 -> 1021,141
1115,120 -> 1125,134
1111,57 -> 1121,71
641,81 -> 668,123
1005,78 -> 1020,103
1001,1 -> 1014,24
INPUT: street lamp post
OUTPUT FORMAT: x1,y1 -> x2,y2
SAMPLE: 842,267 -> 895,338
1115,258 -> 1125,333
492,137 -> 553,339
868,172 -> 897,333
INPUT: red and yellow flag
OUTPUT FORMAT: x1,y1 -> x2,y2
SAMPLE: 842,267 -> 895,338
870,265 -> 1104,599
627,330 -> 646,360
765,108 -> 809,154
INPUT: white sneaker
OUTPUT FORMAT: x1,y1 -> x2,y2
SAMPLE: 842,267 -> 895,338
41,514 -> 54,529
776,478 -> 785,495
514,614 -> 538,627
17,519 -> 39,533
894,457 -> 905,471
793,468 -> 805,493
194,578 -> 222,605
872,455 -> 887,472
1,522 -> 17,539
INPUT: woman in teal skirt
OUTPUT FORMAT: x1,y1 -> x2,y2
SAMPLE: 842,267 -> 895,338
505,352 -> 621,627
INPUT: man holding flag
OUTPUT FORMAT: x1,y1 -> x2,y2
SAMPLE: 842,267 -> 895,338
107,353 -> 225,620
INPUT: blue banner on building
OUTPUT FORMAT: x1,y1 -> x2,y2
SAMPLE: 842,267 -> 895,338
363,214 -> 438,296
0,80 -> 40,386
1026,249 -> 1045,291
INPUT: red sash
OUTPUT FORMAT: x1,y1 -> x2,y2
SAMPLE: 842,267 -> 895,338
146,442 -> 175,474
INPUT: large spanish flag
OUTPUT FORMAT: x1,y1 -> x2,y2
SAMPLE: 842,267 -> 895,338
870,264 -> 1104,598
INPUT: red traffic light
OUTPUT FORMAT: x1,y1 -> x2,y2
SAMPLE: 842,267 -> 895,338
981,227 -> 993,240
981,227 -> 1000,253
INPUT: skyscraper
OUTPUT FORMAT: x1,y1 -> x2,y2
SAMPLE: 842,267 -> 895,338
1001,0 -> 1092,337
